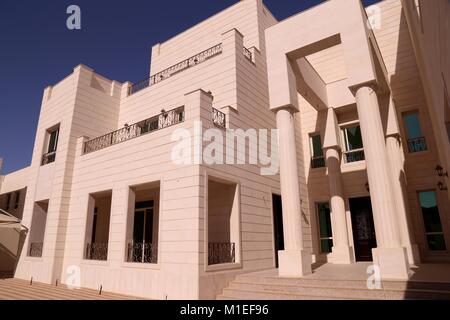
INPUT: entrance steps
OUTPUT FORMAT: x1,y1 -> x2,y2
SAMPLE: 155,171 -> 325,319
217,269 -> 450,300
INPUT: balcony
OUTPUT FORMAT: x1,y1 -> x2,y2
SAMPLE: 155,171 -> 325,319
128,44 -> 223,96
85,243 -> 108,261
212,108 -> 226,128
407,137 -> 427,153
84,107 -> 185,154
126,242 -> 157,264
311,156 -> 326,169
343,148 -> 365,163
28,242 -> 43,258
41,151 -> 56,166
208,242 -> 235,265
128,44 -> 253,96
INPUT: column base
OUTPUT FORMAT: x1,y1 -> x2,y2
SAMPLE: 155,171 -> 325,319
372,247 -> 410,280
330,246 -> 354,264
278,250 -> 312,277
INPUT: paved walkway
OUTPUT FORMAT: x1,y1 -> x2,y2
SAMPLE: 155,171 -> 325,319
0,278 -> 141,300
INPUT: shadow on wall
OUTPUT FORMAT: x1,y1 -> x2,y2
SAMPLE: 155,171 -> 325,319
0,227 -> 28,279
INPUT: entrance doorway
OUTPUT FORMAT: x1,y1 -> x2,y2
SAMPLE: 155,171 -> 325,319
350,197 -> 377,261
272,194 -> 284,268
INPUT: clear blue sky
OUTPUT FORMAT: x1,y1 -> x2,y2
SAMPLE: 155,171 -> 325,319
0,0 -> 380,174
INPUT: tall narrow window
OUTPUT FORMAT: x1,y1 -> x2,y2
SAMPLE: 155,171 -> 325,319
14,191 -> 20,209
42,125 -> 60,166
418,191 -> 447,251
342,124 -> 365,163
310,134 -> 325,169
444,81 -> 450,142
5,193 -> 11,211
317,202 -> 333,253
403,111 -> 427,153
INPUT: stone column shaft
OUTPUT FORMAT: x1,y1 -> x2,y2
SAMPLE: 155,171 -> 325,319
275,107 -> 311,277
355,85 -> 409,279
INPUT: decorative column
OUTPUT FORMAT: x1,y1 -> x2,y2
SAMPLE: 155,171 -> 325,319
276,106 -> 312,277
354,85 -> 409,280
385,96 -> 421,264
323,108 -> 354,264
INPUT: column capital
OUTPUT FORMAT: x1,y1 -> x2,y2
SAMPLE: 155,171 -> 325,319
271,104 -> 298,114
349,81 -> 379,96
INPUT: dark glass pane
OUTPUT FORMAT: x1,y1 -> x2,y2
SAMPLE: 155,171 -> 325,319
135,201 -> 154,209
403,112 -> 423,139
311,135 -> 323,157
426,234 -> 447,251
133,211 -> 145,243
320,239 -> 333,253
419,191 -> 443,233
48,129 -> 59,153
144,209 -> 153,243
345,126 -> 363,150
318,203 -> 332,238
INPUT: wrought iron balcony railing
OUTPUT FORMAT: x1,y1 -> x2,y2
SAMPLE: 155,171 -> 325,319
212,108 -> 226,128
84,106 -> 185,154
243,47 -> 252,62
126,242 -> 157,264
128,44 -> 223,95
85,243 -> 108,261
28,242 -> 43,257
41,151 -> 56,166
311,156 -> 326,169
208,242 -> 235,265
343,148 -> 365,163
407,137 -> 427,153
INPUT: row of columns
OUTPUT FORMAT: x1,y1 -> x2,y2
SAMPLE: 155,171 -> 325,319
275,84 -> 414,280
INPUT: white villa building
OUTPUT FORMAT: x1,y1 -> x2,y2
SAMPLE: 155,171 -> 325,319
0,0 -> 449,300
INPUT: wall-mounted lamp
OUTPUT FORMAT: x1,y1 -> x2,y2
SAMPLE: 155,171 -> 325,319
437,181 -> 448,191
365,182 -> 370,192
435,165 -> 449,178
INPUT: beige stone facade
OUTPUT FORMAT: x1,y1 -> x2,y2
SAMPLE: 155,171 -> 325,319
0,0 -> 449,299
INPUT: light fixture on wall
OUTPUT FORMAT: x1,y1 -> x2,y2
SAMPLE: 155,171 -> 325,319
435,165 -> 449,178
437,181 -> 448,191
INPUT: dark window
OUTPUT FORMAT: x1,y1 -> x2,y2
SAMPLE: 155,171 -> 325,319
418,191 -> 447,251
14,191 -> 20,209
48,128 -> 59,153
317,202 -> 333,253
310,134 -> 325,168
403,112 -> 427,153
5,193 -> 11,211
343,125 -> 365,163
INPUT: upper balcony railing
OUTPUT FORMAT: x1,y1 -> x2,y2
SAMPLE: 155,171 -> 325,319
84,106 -> 185,154
343,148 -> 365,163
212,108 -> 226,128
128,44 -> 223,96
407,137 -> 427,153
41,151 -> 56,166
243,47 -> 252,62
127,44 -> 254,96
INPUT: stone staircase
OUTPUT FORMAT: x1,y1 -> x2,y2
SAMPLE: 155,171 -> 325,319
217,271 -> 450,300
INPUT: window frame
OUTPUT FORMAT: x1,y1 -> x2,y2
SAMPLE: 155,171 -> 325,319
401,110 -> 428,154
316,202 -> 333,254
417,190 -> 447,252
340,122 -> 365,164
309,133 -> 325,169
